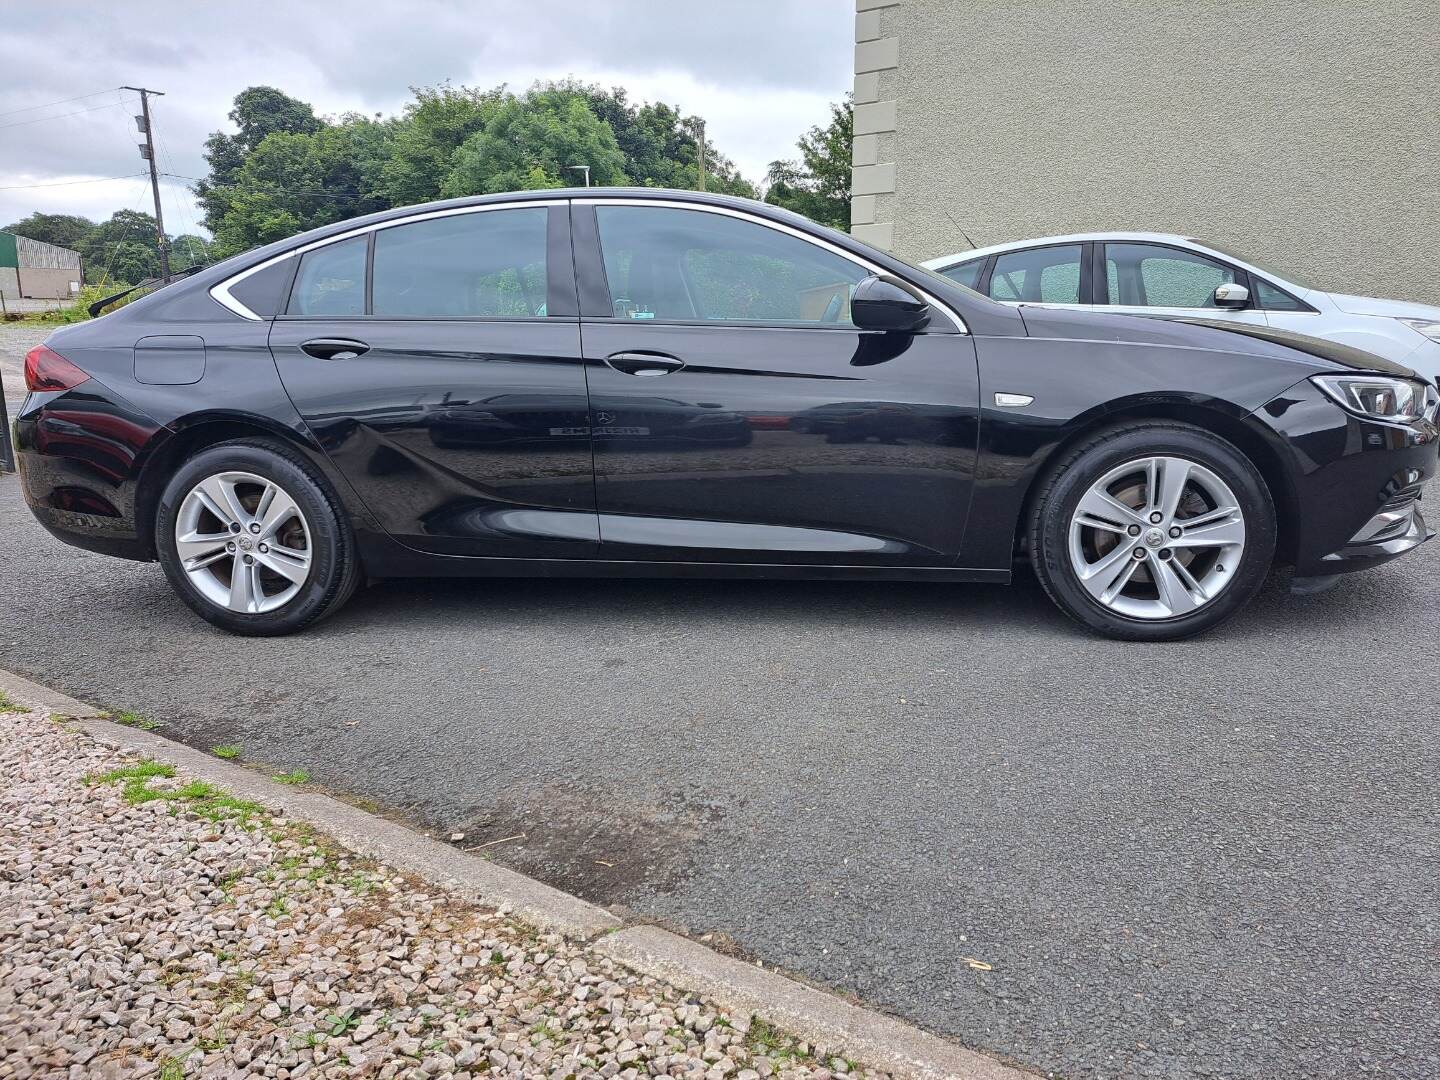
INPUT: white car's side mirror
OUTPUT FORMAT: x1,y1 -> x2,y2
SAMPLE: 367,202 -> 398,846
1214,282 -> 1250,309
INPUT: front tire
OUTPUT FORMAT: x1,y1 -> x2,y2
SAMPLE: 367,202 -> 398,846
155,439 -> 360,636
1029,422 -> 1276,641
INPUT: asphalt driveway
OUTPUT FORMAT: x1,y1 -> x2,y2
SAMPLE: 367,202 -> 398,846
2,349 -> 1437,1077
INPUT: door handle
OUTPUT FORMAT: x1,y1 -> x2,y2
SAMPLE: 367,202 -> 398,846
300,338 -> 370,361
604,352 -> 685,377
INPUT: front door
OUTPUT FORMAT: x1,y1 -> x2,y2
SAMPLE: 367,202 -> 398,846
268,202 -> 598,558
1094,241 -> 1268,327
574,201 -> 980,565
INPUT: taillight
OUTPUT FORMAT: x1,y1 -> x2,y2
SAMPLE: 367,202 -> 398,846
23,345 -> 90,393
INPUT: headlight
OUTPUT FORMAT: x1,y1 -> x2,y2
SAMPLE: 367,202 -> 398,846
1399,318 -> 1440,343
1312,374 -> 1435,422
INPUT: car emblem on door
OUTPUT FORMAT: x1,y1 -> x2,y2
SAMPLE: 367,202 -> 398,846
596,412 -> 615,425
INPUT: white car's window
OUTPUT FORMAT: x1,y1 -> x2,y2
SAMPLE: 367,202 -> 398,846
989,245 -> 1083,304
372,208 -> 548,318
1105,243 -> 1236,308
1253,278 -> 1308,312
939,258 -> 983,291
595,205 -> 867,325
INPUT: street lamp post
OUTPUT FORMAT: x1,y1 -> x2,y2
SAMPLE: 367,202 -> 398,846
567,165 -> 591,187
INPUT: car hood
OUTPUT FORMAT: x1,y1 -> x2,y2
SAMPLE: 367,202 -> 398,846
1324,292 -> 1440,320
1015,304 -> 1419,378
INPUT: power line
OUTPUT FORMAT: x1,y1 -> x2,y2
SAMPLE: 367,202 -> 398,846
0,172 -> 147,191
0,99 -> 126,132
0,87 -> 120,120
162,173 -> 371,199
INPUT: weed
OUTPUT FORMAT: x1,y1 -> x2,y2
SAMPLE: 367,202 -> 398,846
272,769 -> 310,785
196,1032 -> 228,1051
324,1011 -> 360,1037
266,894 -> 290,918
157,1057 -> 187,1080
0,691 -> 25,714
114,710 -> 160,731
745,1016 -> 804,1063
87,760 -> 265,826
211,744 -> 241,760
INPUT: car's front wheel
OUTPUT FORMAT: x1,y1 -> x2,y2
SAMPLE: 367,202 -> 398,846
1029,422 -> 1276,641
155,440 -> 360,636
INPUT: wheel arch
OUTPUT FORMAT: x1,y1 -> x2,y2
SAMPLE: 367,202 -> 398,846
133,413 -> 360,559
1014,399 -> 1300,566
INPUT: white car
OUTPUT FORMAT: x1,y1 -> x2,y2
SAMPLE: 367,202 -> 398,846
921,232 -> 1440,382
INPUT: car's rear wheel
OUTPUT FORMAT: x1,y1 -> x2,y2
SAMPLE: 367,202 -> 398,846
1029,422 -> 1276,641
156,440 -> 360,636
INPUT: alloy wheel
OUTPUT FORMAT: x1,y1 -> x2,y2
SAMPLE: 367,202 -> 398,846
1067,455 -> 1246,620
174,471 -> 313,614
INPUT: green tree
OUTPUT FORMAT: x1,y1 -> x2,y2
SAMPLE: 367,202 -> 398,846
379,83 -> 505,206
78,210 -> 163,284
2,211 -> 95,251
208,118 -> 392,257
765,99 -> 852,229
441,91 -> 627,196
196,87 -> 324,234
169,234 -> 211,268
558,81 -> 754,195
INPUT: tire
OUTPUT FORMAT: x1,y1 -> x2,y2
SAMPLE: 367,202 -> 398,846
155,439 -> 361,636
1028,421 -> 1276,641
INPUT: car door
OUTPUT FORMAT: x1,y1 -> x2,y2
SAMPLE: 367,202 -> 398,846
572,199 -> 981,566
267,201 -> 599,558
1094,241 -> 1268,327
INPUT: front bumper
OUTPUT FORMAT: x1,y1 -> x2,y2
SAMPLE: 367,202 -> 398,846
1254,378 -> 1439,577
1321,493 -> 1432,566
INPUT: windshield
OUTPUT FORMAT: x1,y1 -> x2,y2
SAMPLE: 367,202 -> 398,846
1189,239 -> 1315,292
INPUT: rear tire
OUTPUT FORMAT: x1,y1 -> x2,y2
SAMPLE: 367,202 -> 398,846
1029,422 -> 1275,641
155,439 -> 360,636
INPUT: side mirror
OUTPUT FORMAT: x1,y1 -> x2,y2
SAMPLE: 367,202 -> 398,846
851,274 -> 930,332
1214,282 -> 1250,309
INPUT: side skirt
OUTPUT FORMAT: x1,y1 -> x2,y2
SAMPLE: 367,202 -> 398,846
356,533 -> 1010,584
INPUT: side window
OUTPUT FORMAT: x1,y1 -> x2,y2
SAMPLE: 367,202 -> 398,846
287,236 -> 366,316
372,208 -> 548,317
1105,243 -> 1236,308
594,205 -> 868,325
940,259 -> 983,290
1253,278 -> 1307,311
989,245 -> 1082,304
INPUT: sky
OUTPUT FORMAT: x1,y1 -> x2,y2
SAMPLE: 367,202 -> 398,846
0,1 -> 854,236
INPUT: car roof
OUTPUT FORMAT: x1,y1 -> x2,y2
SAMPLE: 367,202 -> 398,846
919,232 -> 1215,269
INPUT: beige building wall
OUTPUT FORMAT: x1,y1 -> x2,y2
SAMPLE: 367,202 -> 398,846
852,0 -> 1440,304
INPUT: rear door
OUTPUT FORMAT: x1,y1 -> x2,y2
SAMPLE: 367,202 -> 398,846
572,199 -> 981,566
267,201 -> 599,558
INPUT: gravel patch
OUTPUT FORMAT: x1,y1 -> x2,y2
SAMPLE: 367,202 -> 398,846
0,702 -> 887,1080
0,322 -> 49,401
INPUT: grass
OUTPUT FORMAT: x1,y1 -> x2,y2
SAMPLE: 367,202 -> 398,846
271,769 -> 310,786
211,744 -> 241,760
86,759 -> 266,825
113,710 -> 160,731
745,1016 -> 806,1064
0,691 -> 24,714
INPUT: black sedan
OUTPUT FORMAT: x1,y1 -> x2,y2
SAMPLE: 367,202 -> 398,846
14,189 -> 1438,639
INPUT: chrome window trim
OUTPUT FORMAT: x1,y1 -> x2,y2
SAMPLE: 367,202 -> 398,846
209,200 -> 565,321
576,197 -> 968,334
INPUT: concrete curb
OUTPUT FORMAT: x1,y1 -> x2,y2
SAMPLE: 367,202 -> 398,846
1,667 -> 1035,1080
594,927 -> 1030,1080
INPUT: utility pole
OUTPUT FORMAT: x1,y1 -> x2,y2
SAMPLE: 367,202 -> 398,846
123,86 -> 170,284
696,119 -> 707,192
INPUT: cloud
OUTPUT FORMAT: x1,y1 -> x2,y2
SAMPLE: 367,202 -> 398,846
0,0 -> 852,233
